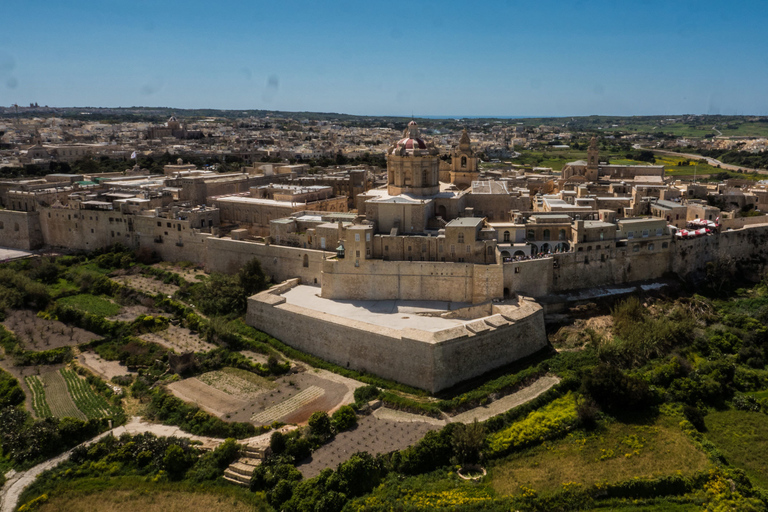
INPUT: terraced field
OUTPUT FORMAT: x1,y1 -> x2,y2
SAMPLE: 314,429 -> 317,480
38,370 -> 87,420
24,375 -> 52,418
60,368 -> 121,419
22,369 -> 121,420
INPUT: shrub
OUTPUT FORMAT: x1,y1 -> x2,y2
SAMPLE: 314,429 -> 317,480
581,364 -> 655,413
683,405 -> 706,431
487,393 -> 578,458
270,431 -> 286,455
308,411 -> 333,439
331,405 -> 357,432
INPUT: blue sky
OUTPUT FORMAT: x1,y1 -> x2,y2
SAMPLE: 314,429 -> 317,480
1,0 -> 767,116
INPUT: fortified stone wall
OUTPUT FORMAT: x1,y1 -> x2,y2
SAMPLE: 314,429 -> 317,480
320,257 -> 504,303
672,224 -> 768,276
0,211 -> 42,250
246,281 -> 548,392
205,237 -> 325,285
503,258 -> 553,297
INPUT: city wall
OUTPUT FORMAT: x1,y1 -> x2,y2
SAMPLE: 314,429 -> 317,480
205,237 -> 326,285
246,280 -> 547,392
320,258 -> 504,304
0,211 -> 42,250
672,224 -> 768,277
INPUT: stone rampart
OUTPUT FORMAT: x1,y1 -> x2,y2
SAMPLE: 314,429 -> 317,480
246,281 -> 547,392
0,210 -> 42,250
205,237 -> 326,285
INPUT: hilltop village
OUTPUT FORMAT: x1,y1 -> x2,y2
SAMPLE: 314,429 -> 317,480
2,112 -> 768,391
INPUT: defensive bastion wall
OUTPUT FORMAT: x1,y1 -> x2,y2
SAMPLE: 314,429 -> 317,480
246,280 -> 547,392
0,211 -> 42,250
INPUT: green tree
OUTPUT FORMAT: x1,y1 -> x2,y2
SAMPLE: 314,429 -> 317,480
308,411 -> 333,439
451,419 -> 485,466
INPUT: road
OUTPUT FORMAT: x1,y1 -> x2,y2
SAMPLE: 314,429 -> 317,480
633,144 -> 768,176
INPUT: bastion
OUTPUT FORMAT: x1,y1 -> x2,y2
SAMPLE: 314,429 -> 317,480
246,280 -> 547,393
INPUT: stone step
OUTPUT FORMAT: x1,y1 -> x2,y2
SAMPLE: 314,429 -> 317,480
238,457 -> 262,467
244,446 -> 265,458
228,462 -> 258,477
223,469 -> 251,485
223,474 -> 249,487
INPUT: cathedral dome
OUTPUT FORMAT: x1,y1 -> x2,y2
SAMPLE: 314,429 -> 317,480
392,120 -> 427,154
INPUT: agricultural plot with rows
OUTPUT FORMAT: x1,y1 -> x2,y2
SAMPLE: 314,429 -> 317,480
23,368 -> 120,420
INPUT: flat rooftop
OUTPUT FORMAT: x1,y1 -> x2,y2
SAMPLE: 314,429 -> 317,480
281,285 -> 470,332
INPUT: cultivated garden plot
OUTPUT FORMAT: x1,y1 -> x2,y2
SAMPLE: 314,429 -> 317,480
107,304 -> 166,323
26,370 -> 86,420
139,324 -> 216,353
297,414 -> 439,478
21,368 -> 120,420
1,309 -> 100,351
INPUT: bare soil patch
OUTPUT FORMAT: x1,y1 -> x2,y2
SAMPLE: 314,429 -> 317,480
166,369 -> 353,426
78,351 -> 136,381
549,314 -> 613,349
139,324 -> 216,353
111,274 -> 179,297
167,377 -> 248,418
1,309 -> 100,351
152,262 -> 209,281
297,414 -> 438,478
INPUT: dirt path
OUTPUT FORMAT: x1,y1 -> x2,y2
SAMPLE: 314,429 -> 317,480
0,417 -> 224,512
449,375 -> 560,423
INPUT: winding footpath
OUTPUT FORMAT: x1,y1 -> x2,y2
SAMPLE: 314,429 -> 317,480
0,375 -> 560,512
0,417 -> 274,512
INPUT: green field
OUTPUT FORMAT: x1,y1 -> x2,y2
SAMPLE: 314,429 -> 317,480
488,416 -> 710,495
38,370 -> 87,420
705,410 -> 768,489
23,369 -> 119,420
25,375 -> 52,418
57,294 -> 121,317
60,368 -> 121,419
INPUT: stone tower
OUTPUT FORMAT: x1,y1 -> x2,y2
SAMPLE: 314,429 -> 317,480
386,120 -> 440,196
450,128 -> 480,189
586,136 -> 599,181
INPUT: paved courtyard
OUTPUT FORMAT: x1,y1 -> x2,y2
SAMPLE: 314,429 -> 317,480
282,285 -> 471,332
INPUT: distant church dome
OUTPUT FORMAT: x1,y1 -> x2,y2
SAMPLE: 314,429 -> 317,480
392,120 -> 427,154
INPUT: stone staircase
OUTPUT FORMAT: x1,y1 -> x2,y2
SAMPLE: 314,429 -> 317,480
223,444 -> 267,487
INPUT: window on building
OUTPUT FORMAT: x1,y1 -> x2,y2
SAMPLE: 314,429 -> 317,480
450,244 -> 455,254
466,245 -> 471,253
656,228 -> 663,236
321,237 -> 326,249
559,229 -> 566,240
356,250 -> 360,257
633,245 -> 640,252
627,231 -> 634,239
365,232 -> 370,242
642,229 -> 649,238
354,233 -> 360,242
648,243 -> 654,251
458,233 -> 465,244
543,229 -> 551,241
503,230 -> 510,242
157,221 -> 161,226
514,267 -> 520,274
461,156 -> 467,167
408,246 -> 412,252
303,254 -> 308,267
600,232 -> 604,241
527,229 -> 535,240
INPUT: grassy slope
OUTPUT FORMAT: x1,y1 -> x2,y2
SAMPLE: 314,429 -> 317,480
57,294 -> 121,317
25,477 -> 269,512
488,415 -> 710,495
705,410 -> 768,489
